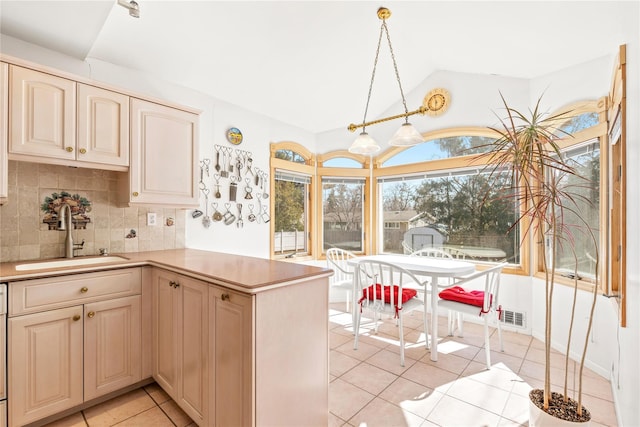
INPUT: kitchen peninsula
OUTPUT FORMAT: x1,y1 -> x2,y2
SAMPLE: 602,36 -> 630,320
0,249 -> 331,427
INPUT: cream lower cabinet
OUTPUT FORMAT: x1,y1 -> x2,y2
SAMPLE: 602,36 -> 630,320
8,268 -> 143,427
9,305 -> 84,426
152,267 -> 329,427
151,269 -> 208,425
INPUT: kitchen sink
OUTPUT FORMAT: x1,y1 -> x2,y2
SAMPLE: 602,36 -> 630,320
15,256 -> 129,271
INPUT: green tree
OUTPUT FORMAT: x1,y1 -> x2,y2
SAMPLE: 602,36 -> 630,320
323,183 -> 362,231
274,180 -> 305,231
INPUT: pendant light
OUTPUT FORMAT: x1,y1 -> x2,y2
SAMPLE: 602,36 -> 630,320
348,7 -> 426,154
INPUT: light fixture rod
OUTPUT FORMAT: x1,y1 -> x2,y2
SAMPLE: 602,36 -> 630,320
348,105 -> 428,133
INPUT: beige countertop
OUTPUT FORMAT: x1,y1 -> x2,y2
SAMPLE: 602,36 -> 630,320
0,249 -> 332,294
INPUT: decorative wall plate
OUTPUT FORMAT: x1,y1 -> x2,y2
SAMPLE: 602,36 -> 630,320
423,88 -> 451,117
226,127 -> 243,145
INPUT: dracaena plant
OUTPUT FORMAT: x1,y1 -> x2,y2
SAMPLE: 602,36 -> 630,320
484,94 -> 599,422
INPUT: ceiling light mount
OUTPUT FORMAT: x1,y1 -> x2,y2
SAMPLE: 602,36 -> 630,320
117,0 -> 140,18
348,7 -> 426,155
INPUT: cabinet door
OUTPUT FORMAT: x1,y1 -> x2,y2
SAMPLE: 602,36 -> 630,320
178,276 -> 209,425
129,98 -> 199,207
77,84 -> 129,167
210,288 -> 252,427
9,65 -> 76,160
8,306 -> 83,427
84,295 -> 142,401
151,269 -> 180,398
1,62 -> 8,205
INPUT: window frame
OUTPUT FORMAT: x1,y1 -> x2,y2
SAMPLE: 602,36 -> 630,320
270,141 -> 316,260
316,150 -> 370,257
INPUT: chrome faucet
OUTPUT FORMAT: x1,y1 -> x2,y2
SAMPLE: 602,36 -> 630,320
57,202 -> 75,258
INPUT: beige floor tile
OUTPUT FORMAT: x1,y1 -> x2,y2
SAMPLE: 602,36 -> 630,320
337,339 -> 382,361
378,377 -> 443,419
446,376 -> 511,416
491,328 -> 533,347
144,382 -> 171,405
420,351 -> 472,375
112,406 -> 174,427
341,362 -> 398,395
329,378 -> 375,421
579,393 -> 618,426
348,396 -> 425,427
330,349 -> 361,377
462,363 -> 524,393
159,399 -> 193,427
328,411 -> 347,427
500,392 -> 530,424
578,371 -> 615,401
41,412 -> 87,427
519,359 -> 575,390
427,395 -> 502,426
401,361 -> 459,393
84,389 -> 156,427
330,330 -> 354,349
366,348 -> 416,376
473,348 -> 525,372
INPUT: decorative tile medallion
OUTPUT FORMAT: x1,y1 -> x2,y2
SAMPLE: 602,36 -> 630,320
42,191 -> 92,230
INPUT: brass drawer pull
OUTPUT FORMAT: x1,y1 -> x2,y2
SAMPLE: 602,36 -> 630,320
132,191 -> 139,197
87,311 -> 95,318
169,281 -> 180,288
80,287 -> 89,293
73,314 -> 81,321
79,148 -> 87,154
65,146 -> 74,152
221,294 -> 230,301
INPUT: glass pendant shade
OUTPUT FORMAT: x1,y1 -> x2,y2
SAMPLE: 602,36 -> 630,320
348,131 -> 381,154
389,122 -> 424,146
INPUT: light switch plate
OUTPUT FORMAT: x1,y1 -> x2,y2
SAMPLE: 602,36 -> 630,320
147,212 -> 157,226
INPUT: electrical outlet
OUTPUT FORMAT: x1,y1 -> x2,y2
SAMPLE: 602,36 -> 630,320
147,212 -> 157,226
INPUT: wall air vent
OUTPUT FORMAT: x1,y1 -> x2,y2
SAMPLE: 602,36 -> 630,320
500,309 -> 526,328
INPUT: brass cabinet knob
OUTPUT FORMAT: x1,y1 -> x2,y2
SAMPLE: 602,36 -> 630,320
169,280 -> 180,288
221,294 -> 230,301
87,311 -> 95,318
132,192 -> 139,197
65,146 -> 74,152
73,314 -> 81,321
79,148 -> 87,154
80,287 -> 88,293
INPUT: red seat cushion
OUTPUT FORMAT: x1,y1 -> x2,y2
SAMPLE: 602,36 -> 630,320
439,286 -> 490,307
358,284 -> 417,305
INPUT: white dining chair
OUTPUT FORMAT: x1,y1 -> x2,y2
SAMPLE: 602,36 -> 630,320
353,259 -> 428,366
410,248 -> 453,259
438,263 -> 507,369
326,248 -> 357,313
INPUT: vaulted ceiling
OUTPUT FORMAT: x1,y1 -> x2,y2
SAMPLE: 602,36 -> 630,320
0,1 -> 632,133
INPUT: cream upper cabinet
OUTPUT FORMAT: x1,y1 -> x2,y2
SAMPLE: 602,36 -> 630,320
127,98 -> 199,207
8,65 -> 76,160
1,62 -> 8,205
8,65 -> 130,170
77,83 -> 129,167
152,269 -> 208,425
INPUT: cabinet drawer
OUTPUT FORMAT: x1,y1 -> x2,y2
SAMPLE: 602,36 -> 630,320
9,268 -> 141,316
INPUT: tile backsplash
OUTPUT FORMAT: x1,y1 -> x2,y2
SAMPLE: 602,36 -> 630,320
0,161 -> 185,263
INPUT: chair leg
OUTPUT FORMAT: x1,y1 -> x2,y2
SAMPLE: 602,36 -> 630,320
496,309 -> 504,352
398,315 -> 405,367
354,306 -> 361,350
447,311 -> 454,336
484,315 -> 491,369
424,308 -> 430,350
457,313 -> 464,337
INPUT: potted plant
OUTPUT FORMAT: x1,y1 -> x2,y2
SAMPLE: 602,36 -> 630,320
485,94 -> 599,425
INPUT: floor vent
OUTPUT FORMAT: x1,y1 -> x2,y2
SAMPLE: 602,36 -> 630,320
500,309 -> 526,328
